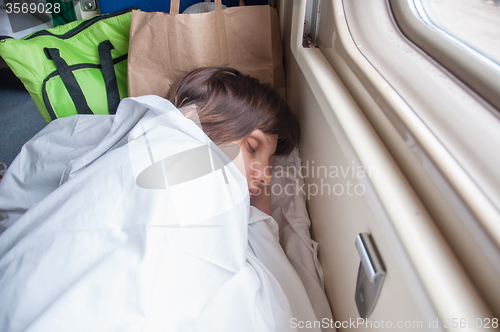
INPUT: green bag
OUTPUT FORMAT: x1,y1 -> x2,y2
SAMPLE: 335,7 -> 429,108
0,7 -> 136,123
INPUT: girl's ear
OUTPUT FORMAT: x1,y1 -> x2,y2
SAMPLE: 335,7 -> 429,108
179,104 -> 202,129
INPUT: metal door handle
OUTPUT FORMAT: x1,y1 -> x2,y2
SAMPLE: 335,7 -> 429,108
355,232 -> 386,318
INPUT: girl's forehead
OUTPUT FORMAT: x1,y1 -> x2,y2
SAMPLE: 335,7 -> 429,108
249,129 -> 278,145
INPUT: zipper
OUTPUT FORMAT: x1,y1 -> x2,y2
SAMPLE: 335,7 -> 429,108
24,6 -> 138,40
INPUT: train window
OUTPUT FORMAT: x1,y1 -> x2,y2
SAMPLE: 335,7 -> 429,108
390,0 -> 500,113
312,0 -> 500,318
414,0 -> 500,67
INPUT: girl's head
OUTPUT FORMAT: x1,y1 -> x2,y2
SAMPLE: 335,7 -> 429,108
166,67 -> 300,193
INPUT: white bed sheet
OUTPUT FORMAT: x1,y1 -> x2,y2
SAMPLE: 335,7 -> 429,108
272,150 -> 335,331
0,95 -> 324,332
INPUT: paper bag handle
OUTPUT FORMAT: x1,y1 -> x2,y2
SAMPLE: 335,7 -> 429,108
170,0 -> 223,14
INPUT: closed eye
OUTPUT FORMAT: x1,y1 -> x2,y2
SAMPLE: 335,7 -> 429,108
247,142 -> 256,153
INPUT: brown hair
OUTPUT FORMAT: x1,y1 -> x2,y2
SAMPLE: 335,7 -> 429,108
166,67 -> 300,156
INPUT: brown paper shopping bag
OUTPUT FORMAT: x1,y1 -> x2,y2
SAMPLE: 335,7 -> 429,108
127,0 -> 285,99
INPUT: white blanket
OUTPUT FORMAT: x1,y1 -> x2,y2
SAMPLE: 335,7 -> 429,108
0,96 -> 320,332
271,151 -> 335,331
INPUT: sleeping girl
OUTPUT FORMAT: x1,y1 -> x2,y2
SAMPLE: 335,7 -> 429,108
0,67 -> 324,332
166,66 -> 300,215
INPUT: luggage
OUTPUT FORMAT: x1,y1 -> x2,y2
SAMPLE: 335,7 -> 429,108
0,7 -> 135,123
127,0 -> 285,99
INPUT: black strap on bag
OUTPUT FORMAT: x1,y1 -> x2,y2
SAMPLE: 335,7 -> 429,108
98,40 -> 120,114
44,40 -> 120,117
44,47 -> 93,115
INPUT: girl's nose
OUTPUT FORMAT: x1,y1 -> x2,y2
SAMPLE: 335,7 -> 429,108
253,161 -> 273,186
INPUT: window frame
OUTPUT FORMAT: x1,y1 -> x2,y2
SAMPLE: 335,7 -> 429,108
390,0 -> 500,112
